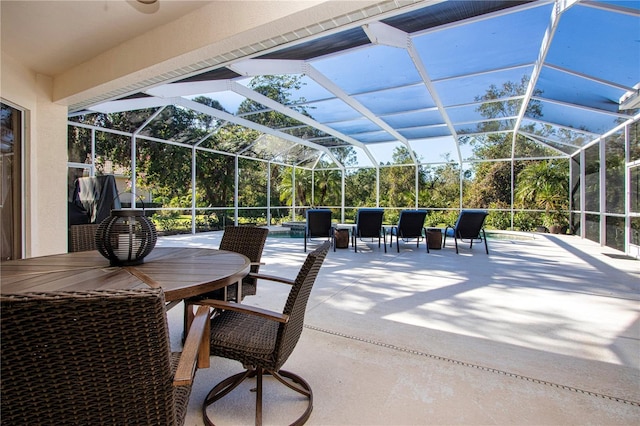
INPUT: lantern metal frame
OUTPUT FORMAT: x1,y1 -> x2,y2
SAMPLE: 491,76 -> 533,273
96,209 -> 158,266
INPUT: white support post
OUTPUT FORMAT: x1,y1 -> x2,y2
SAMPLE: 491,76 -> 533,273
342,170 -> 346,223
131,135 -> 137,206
292,166 -> 296,220
580,148 -> 586,239
191,146 -> 197,234
90,129 -> 96,177
600,137 -> 606,246
267,162 -> 271,226
234,155 -> 239,226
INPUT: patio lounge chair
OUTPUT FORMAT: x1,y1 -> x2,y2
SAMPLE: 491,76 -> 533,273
352,208 -> 386,253
183,225 -> 269,340
389,210 -> 429,253
443,209 -> 489,254
305,208 -> 335,252
1,288 -> 209,426
198,241 -> 331,426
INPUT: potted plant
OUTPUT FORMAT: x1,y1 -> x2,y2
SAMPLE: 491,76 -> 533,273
543,210 -> 568,234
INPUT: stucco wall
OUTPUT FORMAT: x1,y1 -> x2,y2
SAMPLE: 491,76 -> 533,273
1,54 -> 68,257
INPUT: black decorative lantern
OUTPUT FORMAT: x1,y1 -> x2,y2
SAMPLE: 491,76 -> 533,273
96,209 -> 157,266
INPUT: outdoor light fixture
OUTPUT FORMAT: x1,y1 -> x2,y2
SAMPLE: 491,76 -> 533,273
96,209 -> 157,266
130,0 -> 159,14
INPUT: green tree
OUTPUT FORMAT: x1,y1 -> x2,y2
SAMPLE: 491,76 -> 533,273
461,76 -> 544,209
380,146 -> 417,208
278,166 -> 312,207
345,167 -> 377,209
420,156 -> 463,209
515,160 -> 569,227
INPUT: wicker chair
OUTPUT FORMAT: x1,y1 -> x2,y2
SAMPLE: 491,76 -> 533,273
68,223 -> 101,252
197,241 -> 331,426
1,288 -> 210,426
443,209 -> 490,254
183,226 -> 269,339
389,210 -> 429,253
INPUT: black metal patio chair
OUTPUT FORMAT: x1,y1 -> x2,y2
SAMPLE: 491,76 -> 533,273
443,209 -> 490,254
305,208 -> 335,252
389,210 -> 429,253
352,208 -> 386,253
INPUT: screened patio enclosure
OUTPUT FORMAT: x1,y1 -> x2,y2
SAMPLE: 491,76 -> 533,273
67,0 -> 640,257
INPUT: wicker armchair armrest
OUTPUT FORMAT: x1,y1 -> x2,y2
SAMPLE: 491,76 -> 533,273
197,299 -> 289,323
174,305 -> 210,386
248,272 -> 295,286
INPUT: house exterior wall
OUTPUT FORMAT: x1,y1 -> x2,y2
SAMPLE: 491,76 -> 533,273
1,54 -> 68,257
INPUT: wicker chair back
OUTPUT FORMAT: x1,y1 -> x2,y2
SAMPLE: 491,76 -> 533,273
1,289 -> 190,426
218,226 -> 269,299
276,241 -> 330,368
68,223 -> 101,252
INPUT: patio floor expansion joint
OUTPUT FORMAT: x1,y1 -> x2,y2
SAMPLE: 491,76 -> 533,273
304,324 -> 640,407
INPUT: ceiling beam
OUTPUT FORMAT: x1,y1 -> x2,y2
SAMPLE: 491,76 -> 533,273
176,97 -> 336,159
510,0 -> 581,156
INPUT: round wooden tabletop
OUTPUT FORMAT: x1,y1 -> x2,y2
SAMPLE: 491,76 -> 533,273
0,247 -> 251,302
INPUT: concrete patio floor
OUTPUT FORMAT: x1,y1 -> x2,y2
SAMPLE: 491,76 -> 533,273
159,230 -> 640,425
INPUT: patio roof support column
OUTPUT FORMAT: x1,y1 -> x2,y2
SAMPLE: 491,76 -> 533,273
90,128 -> 96,177
267,162 -> 272,226
234,155 -> 239,226
599,136 -> 606,246
341,170 -> 346,223
191,145 -> 197,234
624,124 -> 631,255
292,166 -> 296,221
131,106 -> 165,217
376,167 -> 380,208
459,164 -> 464,211
415,166 -> 419,209
191,132 -> 216,234
131,135 -> 137,205
510,158 -> 515,230
580,148 -> 586,239
311,169 -> 315,210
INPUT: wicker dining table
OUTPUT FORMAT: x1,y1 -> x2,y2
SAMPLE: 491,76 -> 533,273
1,247 -> 251,367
